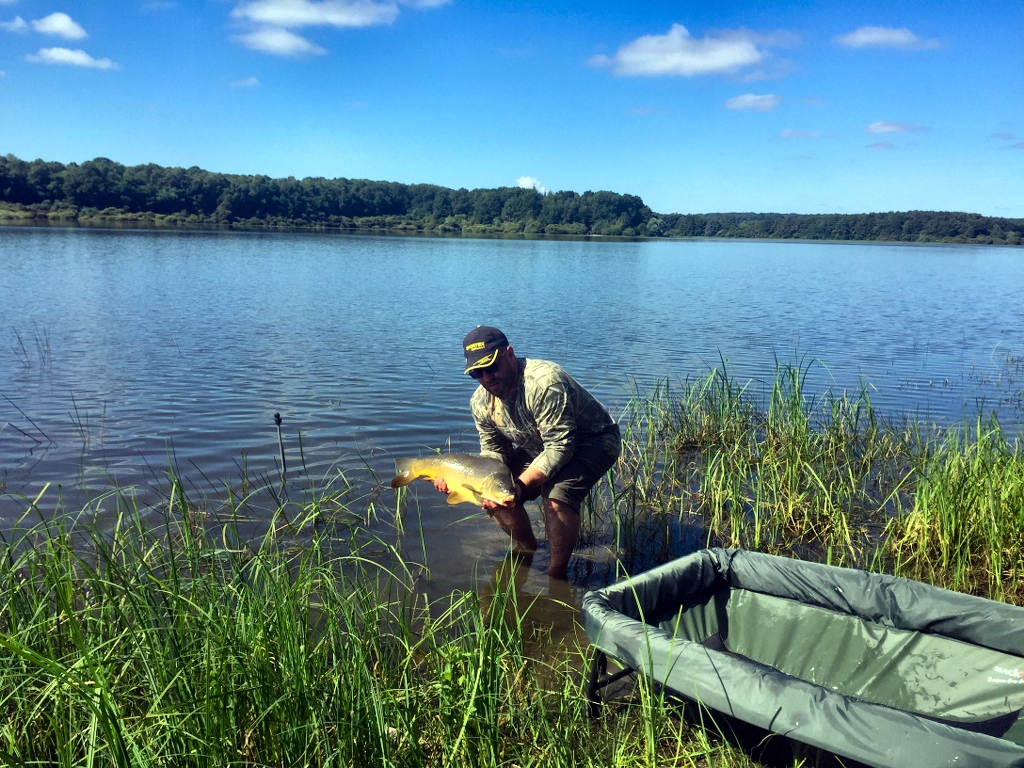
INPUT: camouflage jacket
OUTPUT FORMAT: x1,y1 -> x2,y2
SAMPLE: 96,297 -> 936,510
470,358 -> 619,478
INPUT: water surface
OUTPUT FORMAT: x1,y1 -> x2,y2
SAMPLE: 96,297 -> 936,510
2,228 -> 1022,592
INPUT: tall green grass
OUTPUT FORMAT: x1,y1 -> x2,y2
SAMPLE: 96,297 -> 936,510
583,361 -> 1024,602
886,417 -> 1024,598
0,476 -> 757,767
4,360 -> 1024,765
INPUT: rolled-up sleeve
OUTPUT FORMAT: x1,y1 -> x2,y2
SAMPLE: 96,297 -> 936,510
527,379 -> 577,478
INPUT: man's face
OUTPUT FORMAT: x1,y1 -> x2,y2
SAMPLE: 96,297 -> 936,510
474,346 -> 517,399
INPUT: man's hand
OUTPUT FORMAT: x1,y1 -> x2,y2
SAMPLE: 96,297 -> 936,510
514,468 -> 546,503
432,477 -> 449,494
513,478 -> 527,504
482,480 -> 523,516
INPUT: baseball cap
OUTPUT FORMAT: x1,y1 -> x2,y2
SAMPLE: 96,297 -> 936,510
463,326 -> 509,374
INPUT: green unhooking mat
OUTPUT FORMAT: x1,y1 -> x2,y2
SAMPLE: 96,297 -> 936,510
582,549 -> 1024,768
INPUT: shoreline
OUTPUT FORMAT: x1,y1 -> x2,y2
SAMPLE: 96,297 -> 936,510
3,213 -> 1022,248
3,154 -> 1022,246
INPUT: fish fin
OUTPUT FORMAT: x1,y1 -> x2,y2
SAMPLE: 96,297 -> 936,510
446,488 -> 482,506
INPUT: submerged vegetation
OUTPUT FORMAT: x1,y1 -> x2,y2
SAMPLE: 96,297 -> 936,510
2,153 -> 1022,244
3,363 -> 1024,765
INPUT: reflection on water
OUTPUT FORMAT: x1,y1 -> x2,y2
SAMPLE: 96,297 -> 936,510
477,553 -> 588,661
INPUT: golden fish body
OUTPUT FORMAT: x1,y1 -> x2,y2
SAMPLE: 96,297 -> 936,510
389,453 -> 515,507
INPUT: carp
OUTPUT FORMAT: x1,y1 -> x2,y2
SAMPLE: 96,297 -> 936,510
390,453 -> 515,508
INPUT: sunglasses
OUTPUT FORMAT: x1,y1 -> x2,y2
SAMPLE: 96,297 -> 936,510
469,356 -> 502,379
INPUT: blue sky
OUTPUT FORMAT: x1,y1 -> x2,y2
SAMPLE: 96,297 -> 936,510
1,0 -> 1021,216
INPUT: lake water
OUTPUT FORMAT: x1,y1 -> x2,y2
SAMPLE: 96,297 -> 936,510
1,227 -> 1023,595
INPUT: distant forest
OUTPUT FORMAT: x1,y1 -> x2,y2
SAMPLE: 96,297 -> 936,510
1,154 -> 1021,245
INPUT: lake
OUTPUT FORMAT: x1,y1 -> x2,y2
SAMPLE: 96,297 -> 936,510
1,227 -> 1023,594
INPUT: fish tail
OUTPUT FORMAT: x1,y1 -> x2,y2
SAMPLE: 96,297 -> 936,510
389,458 -> 418,488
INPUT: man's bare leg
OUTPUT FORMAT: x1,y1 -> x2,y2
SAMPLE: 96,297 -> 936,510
491,503 -> 537,554
543,499 -> 580,580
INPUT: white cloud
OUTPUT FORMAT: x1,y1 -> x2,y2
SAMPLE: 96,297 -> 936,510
232,75 -> 260,86
229,0 -> 447,56
834,26 -> 939,50
32,12 -> 87,40
867,141 -> 896,150
803,96 -> 826,106
866,120 -> 928,134
232,0 -> 398,29
778,129 -> 821,138
0,0 -> 18,6
724,93 -> 780,112
517,176 -> 548,195
232,26 -> 326,55
0,15 -> 27,31
0,70 -> 6,77
589,24 -> 796,77
739,58 -> 798,82
26,47 -> 117,69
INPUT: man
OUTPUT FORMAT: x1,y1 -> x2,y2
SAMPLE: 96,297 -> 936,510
435,326 -> 620,580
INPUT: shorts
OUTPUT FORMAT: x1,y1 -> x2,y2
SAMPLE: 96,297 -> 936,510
508,428 -> 620,513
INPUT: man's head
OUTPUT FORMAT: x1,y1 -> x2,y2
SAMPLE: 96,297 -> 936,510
463,326 -> 518,398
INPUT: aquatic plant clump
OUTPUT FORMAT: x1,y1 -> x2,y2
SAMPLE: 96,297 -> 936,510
580,362 -> 1024,603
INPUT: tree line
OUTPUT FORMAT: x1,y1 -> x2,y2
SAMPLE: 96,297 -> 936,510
1,154 -> 1021,244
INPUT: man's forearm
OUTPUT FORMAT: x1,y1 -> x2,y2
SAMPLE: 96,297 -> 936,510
516,466 -> 548,496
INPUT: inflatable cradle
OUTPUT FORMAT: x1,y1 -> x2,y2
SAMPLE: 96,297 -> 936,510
582,548 -> 1024,768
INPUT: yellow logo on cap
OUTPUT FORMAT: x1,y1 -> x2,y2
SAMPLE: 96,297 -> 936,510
466,342 -> 485,351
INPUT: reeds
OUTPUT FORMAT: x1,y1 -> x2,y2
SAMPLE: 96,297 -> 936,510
885,417 -> 1024,599
0,476 -> 755,767
583,361 -> 1024,602
3,360 -> 1023,764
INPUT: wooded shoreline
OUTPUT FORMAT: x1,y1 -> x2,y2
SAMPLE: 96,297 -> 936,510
3,153 -> 1022,245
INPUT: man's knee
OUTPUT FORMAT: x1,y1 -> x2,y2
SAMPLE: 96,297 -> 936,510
542,497 -> 578,521
492,503 -> 538,552
542,499 -> 581,544
493,503 -> 523,529
542,498 -> 579,580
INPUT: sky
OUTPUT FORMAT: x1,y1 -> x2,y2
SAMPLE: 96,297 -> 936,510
0,0 -> 1022,217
